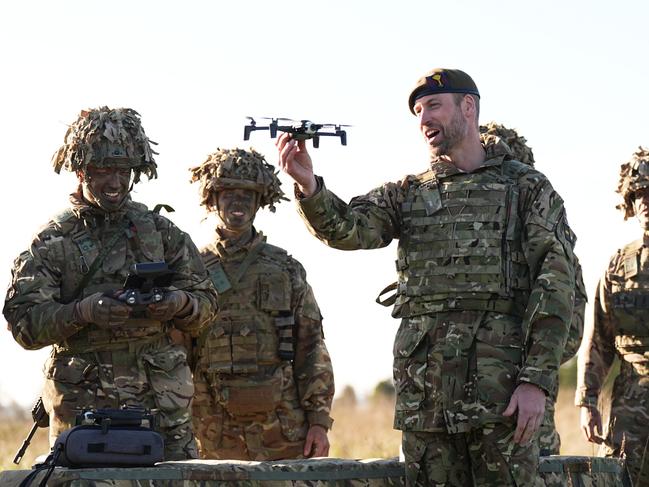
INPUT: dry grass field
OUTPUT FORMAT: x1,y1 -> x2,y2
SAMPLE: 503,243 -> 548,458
0,387 -> 607,472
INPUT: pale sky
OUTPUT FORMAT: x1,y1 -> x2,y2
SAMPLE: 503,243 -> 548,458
0,0 -> 647,406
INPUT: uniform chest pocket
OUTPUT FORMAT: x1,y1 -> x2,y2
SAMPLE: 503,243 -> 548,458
258,273 -> 291,311
204,321 -> 259,374
137,230 -> 165,262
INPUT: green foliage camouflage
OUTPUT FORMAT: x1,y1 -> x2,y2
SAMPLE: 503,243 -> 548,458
190,148 -> 288,212
51,107 -> 158,183
479,122 -> 535,167
616,146 -> 649,219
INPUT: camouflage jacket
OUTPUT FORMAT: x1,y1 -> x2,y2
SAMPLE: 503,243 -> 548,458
197,230 -> 334,428
4,192 -> 217,352
564,261 -> 587,364
297,142 -> 576,399
576,239 -> 649,408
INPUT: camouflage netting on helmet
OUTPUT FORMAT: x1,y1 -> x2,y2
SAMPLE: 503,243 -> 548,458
480,122 -> 535,167
51,106 -> 158,183
617,146 -> 649,219
190,148 -> 287,212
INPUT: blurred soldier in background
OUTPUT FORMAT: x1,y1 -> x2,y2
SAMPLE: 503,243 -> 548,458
277,68 -> 577,486
577,147 -> 649,486
189,148 -> 334,460
3,107 -> 218,460
480,122 -> 587,456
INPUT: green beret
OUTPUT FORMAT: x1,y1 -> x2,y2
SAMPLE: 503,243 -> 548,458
408,68 -> 480,114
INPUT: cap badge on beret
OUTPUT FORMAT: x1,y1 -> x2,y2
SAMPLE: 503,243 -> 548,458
426,73 -> 446,89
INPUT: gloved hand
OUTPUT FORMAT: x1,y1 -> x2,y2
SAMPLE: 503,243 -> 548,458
146,290 -> 192,321
75,292 -> 131,327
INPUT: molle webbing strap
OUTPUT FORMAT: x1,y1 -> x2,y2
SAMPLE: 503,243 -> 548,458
403,179 -> 513,297
275,314 -> 295,361
612,291 -> 649,308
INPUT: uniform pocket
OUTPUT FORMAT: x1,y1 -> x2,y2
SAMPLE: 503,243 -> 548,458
43,354 -> 99,424
205,323 -> 232,374
276,366 -> 307,442
231,322 -> 258,374
474,325 -> 522,412
393,317 -> 430,411
142,344 -> 194,420
45,355 -> 98,384
258,274 -> 291,311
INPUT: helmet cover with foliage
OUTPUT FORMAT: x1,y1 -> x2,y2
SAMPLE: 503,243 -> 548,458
51,106 -> 158,183
480,122 -> 535,167
617,146 -> 649,220
190,147 -> 287,213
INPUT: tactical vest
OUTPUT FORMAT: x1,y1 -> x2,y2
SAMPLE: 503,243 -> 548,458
199,242 -> 295,376
394,160 -> 531,318
609,240 -> 649,378
49,204 -> 167,352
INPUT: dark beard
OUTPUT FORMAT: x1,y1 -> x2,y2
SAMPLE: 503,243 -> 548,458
432,108 -> 467,157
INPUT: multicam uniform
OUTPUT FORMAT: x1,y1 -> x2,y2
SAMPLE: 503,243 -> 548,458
480,123 -> 587,455
577,242 -> 649,485
3,194 -> 217,460
296,141 -> 576,486
576,148 -> 649,486
192,230 -> 334,460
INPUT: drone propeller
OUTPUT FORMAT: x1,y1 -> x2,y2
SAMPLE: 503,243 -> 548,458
319,123 -> 352,128
259,116 -> 295,122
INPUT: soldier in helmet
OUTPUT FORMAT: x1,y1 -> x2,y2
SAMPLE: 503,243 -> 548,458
189,148 -> 334,460
3,107 -> 218,460
480,122 -> 587,456
277,69 -> 577,486
577,147 -> 649,485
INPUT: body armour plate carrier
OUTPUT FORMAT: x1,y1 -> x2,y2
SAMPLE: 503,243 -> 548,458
609,240 -> 649,379
394,161 -> 531,318
199,242 -> 295,375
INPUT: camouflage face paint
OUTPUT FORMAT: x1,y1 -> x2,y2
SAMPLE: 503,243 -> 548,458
82,164 -> 133,212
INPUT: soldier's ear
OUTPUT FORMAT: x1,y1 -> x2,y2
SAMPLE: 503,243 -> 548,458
76,171 -> 85,183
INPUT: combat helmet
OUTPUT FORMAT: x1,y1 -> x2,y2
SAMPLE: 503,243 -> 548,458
51,107 -> 158,183
617,147 -> 649,219
479,122 -> 535,167
190,148 -> 287,212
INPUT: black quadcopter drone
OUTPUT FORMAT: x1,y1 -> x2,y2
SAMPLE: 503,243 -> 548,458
243,117 -> 350,148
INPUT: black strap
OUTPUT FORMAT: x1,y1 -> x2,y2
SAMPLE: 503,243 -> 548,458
66,220 -> 132,302
18,443 -> 63,487
152,204 -> 175,214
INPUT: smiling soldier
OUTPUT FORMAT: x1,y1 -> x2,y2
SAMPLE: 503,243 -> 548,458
3,107 -> 218,460
277,69 -> 577,486
189,148 -> 334,460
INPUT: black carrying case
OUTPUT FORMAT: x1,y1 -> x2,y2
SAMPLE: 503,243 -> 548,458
53,424 -> 164,467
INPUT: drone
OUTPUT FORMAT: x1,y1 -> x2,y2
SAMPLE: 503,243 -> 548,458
243,117 -> 350,148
